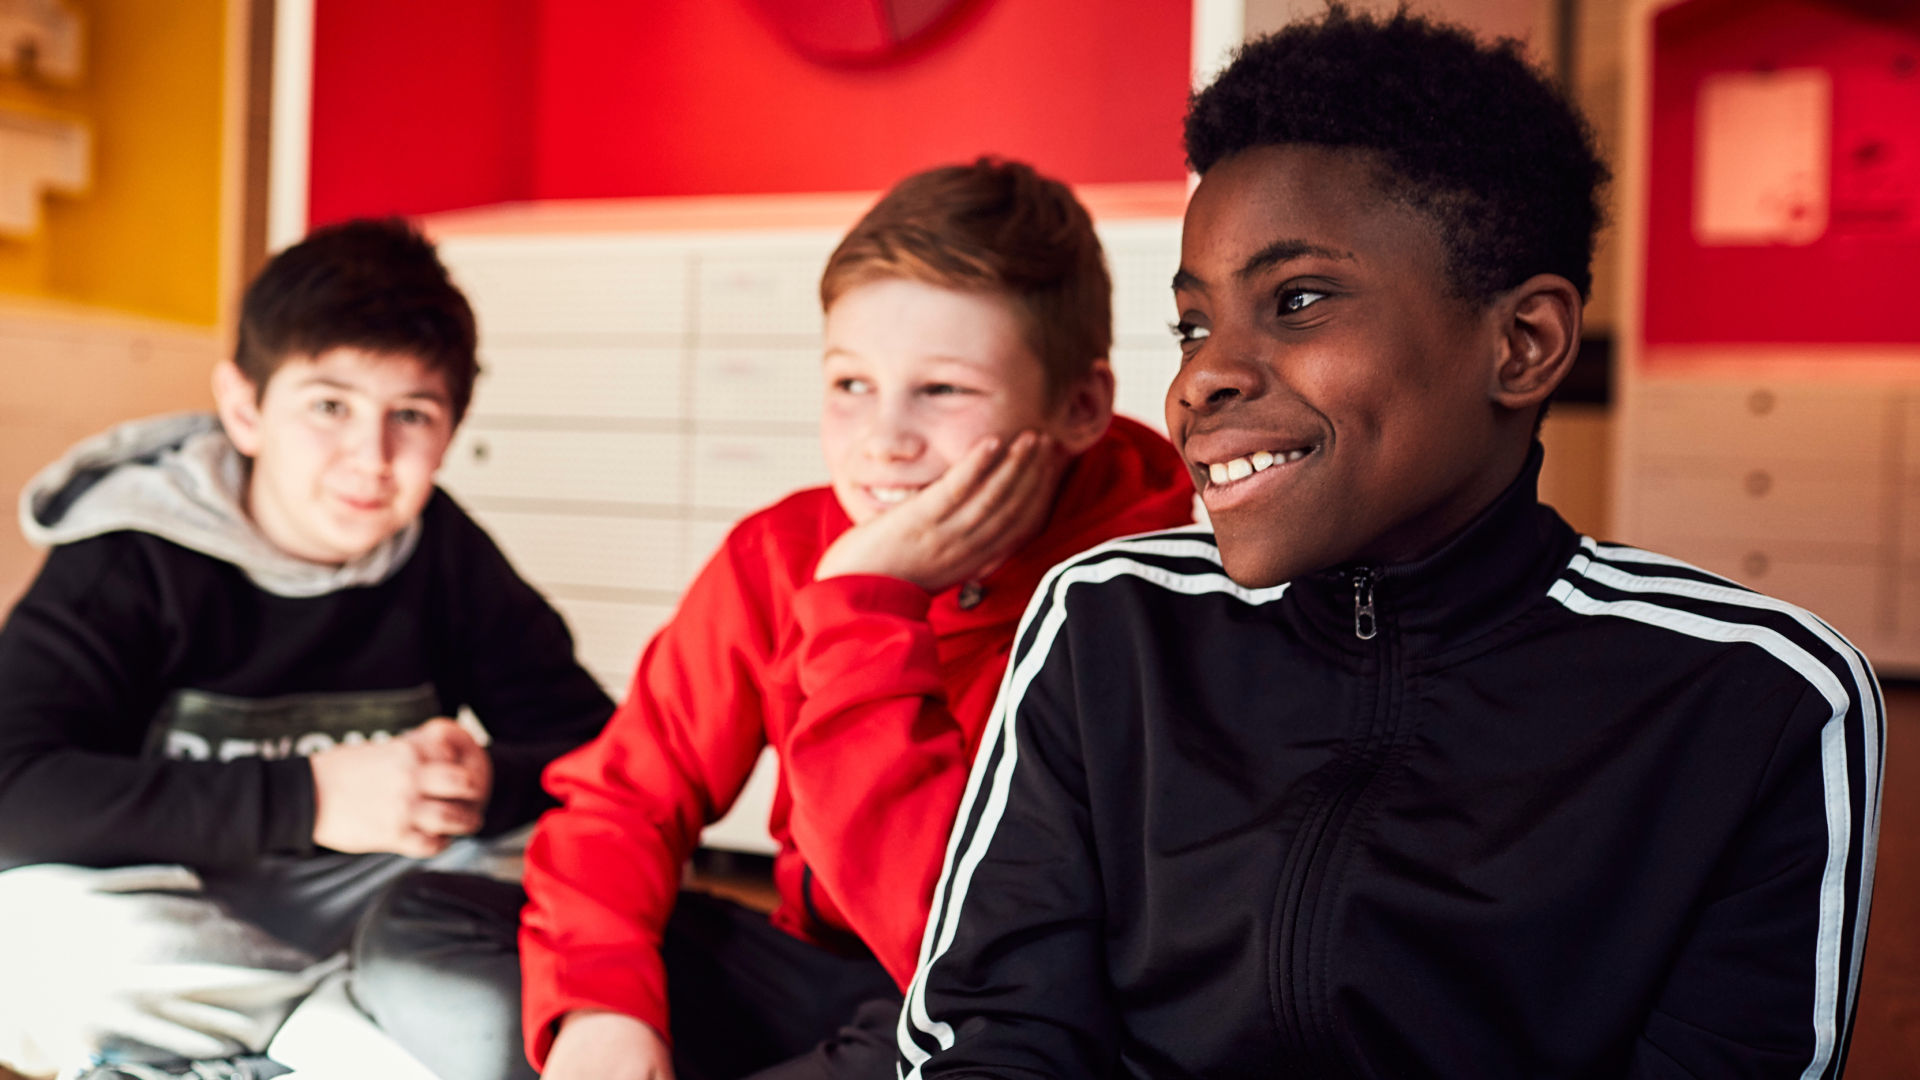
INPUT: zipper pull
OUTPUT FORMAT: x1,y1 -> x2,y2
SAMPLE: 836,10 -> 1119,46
1352,569 -> 1378,641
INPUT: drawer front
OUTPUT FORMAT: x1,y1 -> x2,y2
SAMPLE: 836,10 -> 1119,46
690,433 -> 829,513
1634,380 -> 1886,466
475,511 -> 689,594
547,596 -> 675,692
693,347 -> 823,425
443,238 -> 692,338
442,429 -> 684,506
469,345 -> 684,421
1104,225 -> 1184,340
1628,459 -> 1882,547
1635,540 -> 1883,645
697,252 -> 832,340
1110,343 -> 1175,435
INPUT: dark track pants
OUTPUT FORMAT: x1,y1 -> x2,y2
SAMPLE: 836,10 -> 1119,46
350,871 -> 902,1080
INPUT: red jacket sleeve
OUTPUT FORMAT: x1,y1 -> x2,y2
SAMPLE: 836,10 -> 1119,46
518,528 -> 777,1067
780,573 -> 974,988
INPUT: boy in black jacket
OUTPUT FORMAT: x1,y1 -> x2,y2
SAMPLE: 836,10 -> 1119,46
896,8 -> 1882,1079
0,219 -> 612,1078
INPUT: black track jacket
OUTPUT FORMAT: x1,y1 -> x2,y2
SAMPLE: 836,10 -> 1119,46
898,453 -> 1882,1079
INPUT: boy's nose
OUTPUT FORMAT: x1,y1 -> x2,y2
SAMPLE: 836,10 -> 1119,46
863,404 -> 925,461
345,417 -> 397,471
1169,336 -> 1268,420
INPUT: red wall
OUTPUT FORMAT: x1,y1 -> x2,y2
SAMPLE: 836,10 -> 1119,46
308,0 -> 538,224
1643,0 -> 1920,347
308,0 -> 1191,224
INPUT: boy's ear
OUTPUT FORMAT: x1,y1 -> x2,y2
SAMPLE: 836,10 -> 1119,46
1487,273 -> 1583,413
1052,359 -> 1116,456
212,360 -> 265,457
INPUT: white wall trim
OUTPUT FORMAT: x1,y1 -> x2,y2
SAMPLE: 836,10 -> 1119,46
267,0 -> 314,253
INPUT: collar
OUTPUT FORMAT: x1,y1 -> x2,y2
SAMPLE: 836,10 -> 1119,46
1285,443 -> 1578,659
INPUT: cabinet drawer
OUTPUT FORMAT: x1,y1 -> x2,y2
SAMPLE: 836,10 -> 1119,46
696,251 -> 831,339
1627,459 -> 1881,547
1104,226 -> 1184,340
442,429 -> 684,505
1634,380 -> 1886,465
1637,540 -> 1882,644
690,434 -> 828,512
469,345 -> 683,421
693,347 -> 823,424
547,596 -> 675,692
474,511 -> 689,594
1111,344 -> 1175,435
443,238 -> 691,338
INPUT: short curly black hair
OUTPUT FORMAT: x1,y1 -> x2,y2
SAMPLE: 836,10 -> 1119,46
1185,3 -> 1607,304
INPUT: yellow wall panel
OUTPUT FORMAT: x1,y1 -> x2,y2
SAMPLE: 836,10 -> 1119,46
0,0 -> 227,326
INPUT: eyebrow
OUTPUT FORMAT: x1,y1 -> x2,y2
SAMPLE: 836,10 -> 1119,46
1171,238 -> 1356,292
822,348 -> 992,372
296,375 -> 449,405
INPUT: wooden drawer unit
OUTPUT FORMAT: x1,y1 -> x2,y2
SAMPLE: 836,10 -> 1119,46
441,238 -> 692,339
690,433 -> 829,513
475,511 -> 690,595
1626,458 -> 1882,548
692,347 -> 823,425
442,428 -> 684,506
469,344 -> 685,422
696,249 -> 833,340
1633,380 -> 1887,466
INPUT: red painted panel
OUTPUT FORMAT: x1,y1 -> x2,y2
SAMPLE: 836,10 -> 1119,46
1644,0 -> 1920,347
307,0 -> 1190,224
308,0 -> 539,225
529,0 -> 1190,198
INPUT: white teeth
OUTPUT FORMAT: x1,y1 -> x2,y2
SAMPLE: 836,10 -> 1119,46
869,487 -> 915,504
1204,447 -> 1313,486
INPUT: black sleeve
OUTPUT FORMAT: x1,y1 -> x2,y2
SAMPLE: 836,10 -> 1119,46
897,581 -> 1119,1079
1627,663 -> 1883,1080
0,536 -> 315,870
436,498 -> 615,835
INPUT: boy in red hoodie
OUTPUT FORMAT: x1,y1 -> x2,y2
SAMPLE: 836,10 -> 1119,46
349,158 -> 1193,1080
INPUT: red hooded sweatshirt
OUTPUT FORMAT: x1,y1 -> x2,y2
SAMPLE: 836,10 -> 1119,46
519,416 -> 1193,1065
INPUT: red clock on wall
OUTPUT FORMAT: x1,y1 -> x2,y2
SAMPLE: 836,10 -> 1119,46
748,0 -> 983,65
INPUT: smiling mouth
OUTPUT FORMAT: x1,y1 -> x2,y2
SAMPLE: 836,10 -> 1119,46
1200,446 -> 1316,488
865,484 -> 927,506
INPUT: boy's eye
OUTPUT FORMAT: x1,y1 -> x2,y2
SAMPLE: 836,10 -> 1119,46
1170,321 -> 1211,345
832,377 -> 873,395
921,383 -> 973,397
311,399 -> 346,418
393,408 -> 432,426
1279,288 -> 1330,315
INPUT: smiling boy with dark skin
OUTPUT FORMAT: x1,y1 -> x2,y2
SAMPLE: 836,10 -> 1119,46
892,8 -> 1881,1079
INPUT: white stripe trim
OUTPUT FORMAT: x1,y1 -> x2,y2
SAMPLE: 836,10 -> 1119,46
898,553 -> 1285,1076
1576,537 -> 1885,1059
1549,573 -> 1863,1080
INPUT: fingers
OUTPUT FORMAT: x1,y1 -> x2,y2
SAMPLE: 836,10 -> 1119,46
946,431 -> 1052,539
417,761 -> 487,801
405,716 -> 475,762
914,434 -> 1008,517
410,796 -> 482,840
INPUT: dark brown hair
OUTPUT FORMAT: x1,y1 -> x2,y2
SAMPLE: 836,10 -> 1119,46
235,217 -> 480,419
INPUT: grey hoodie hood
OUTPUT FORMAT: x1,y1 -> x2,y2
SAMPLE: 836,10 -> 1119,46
18,412 -> 422,598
